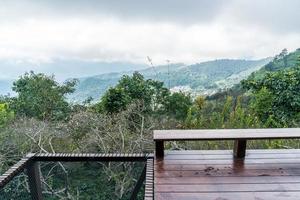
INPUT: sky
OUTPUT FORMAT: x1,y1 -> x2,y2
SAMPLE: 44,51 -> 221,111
0,0 -> 300,80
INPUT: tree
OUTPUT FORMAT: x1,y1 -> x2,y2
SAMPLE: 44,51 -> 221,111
67,102 -> 159,199
242,66 -> 300,126
164,92 -> 192,120
101,87 -> 129,113
0,103 -> 14,128
12,71 -> 77,121
265,49 -> 290,71
250,87 -> 274,122
194,96 -> 206,110
100,72 -> 170,114
280,48 -> 288,68
297,56 -> 300,67
227,96 -> 261,128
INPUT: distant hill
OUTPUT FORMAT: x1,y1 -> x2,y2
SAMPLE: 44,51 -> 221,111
0,59 -> 148,97
209,48 -> 300,101
247,49 -> 300,81
0,59 -> 148,82
69,58 -> 272,102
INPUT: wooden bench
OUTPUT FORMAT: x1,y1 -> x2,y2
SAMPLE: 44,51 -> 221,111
153,128 -> 300,159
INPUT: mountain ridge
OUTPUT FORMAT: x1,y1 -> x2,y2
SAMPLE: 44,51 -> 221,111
69,58 -> 272,102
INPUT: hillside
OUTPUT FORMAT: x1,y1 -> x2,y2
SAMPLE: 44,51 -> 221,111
69,58 -> 272,102
0,59 -> 148,97
208,48 -> 300,101
247,49 -> 300,81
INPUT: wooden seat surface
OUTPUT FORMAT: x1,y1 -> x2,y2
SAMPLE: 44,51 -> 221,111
154,128 -> 300,141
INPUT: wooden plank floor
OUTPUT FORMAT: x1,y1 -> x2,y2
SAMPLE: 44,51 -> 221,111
154,150 -> 300,200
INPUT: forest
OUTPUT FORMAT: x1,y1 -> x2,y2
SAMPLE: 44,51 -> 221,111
1,49 -> 300,199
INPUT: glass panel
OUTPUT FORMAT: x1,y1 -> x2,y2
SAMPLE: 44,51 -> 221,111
1,161 -> 145,200
40,161 -> 145,200
0,172 -> 31,200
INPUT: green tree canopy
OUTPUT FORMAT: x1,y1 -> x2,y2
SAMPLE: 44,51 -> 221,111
242,66 -> 300,126
11,71 -> 77,121
101,87 -> 129,113
164,92 -> 193,120
100,72 -> 170,114
0,103 -> 14,128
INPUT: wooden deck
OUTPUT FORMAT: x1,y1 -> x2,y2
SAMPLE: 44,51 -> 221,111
154,149 -> 300,200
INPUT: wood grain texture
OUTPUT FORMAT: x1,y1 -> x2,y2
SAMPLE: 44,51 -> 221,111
156,192 -> 300,200
154,150 -> 300,200
0,154 -> 34,188
153,128 -> 300,141
34,153 -> 152,162
144,158 -> 154,200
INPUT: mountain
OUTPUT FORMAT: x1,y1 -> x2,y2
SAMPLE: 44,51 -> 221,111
69,58 -> 272,102
247,48 -> 300,81
0,59 -> 148,96
208,48 -> 300,101
0,59 -> 148,82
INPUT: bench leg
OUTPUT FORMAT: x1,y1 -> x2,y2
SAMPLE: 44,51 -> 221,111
155,141 -> 164,158
234,139 -> 247,159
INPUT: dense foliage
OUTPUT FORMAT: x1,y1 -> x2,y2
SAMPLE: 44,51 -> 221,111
11,72 -> 77,121
99,72 -> 170,114
241,49 -> 300,126
0,103 -> 14,128
97,72 -> 194,119
247,48 -> 300,81
165,92 -> 192,120
243,66 -> 300,126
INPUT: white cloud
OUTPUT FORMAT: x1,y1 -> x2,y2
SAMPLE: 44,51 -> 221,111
0,0 -> 299,75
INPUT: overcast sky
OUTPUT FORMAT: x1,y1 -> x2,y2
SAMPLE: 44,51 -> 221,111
0,0 -> 300,79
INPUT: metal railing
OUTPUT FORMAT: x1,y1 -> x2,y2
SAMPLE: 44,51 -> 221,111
0,153 -> 154,200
